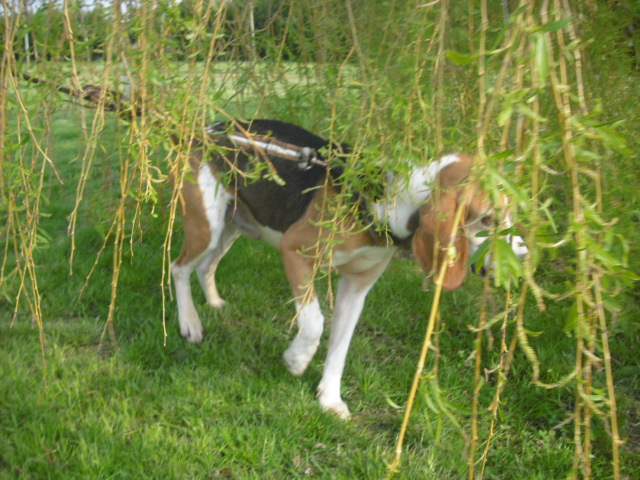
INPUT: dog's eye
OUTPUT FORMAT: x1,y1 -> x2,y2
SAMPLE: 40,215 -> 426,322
481,215 -> 494,227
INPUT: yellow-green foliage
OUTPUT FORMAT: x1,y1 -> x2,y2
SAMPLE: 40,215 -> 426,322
1,1 -> 638,479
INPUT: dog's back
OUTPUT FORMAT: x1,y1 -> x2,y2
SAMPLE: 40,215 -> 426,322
205,119 -> 351,233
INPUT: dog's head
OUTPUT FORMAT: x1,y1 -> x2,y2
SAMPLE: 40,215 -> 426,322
411,154 -> 528,290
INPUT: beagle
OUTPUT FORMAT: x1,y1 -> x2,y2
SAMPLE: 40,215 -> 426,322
171,119 -> 527,418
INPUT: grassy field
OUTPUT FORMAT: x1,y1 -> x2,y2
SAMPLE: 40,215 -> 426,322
1,81 -> 639,480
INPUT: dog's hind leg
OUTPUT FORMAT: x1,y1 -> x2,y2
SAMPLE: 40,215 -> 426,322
173,161 -> 232,344
172,256 -> 205,344
196,225 -> 240,309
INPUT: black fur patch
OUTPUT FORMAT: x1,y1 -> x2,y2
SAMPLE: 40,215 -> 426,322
206,119 -> 351,232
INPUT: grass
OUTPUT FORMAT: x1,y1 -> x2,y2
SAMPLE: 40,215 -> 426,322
0,260 -> 584,479
1,107 -> 639,480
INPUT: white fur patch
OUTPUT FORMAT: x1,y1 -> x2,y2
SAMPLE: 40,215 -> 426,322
172,163 -> 232,344
510,235 -> 528,258
172,261 -> 204,343
198,163 -> 233,250
332,246 -> 395,273
373,154 -> 461,239
256,225 -> 284,248
283,299 -> 325,377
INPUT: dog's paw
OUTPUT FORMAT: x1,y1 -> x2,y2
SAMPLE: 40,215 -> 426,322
207,297 -> 226,309
317,393 -> 351,420
283,346 -> 314,377
180,322 -> 203,344
317,378 -> 350,419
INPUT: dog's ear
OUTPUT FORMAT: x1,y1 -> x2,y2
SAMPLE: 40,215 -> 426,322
412,190 -> 469,291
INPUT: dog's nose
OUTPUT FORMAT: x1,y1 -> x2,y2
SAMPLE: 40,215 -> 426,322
470,262 -> 488,277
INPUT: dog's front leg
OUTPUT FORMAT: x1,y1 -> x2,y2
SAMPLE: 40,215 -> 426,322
316,275 -> 370,419
280,245 -> 324,377
280,230 -> 324,376
318,252 -> 394,419
283,298 -> 324,377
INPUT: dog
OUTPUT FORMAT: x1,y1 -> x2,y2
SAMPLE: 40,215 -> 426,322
171,119 -> 528,418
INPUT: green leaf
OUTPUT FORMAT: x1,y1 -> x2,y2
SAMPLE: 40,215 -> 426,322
591,125 -> 633,156
564,300 -> 578,333
497,104 -> 514,127
385,396 -> 403,410
516,104 -> 548,123
539,199 -> 558,233
584,234 -> 623,268
601,293 -> 622,313
533,32 -> 549,86
487,169 -> 529,205
493,239 -> 524,288
524,329 -> 544,337
540,18 -> 572,33
445,50 -> 479,65
468,237 -> 491,274
485,150 -> 515,162
439,396 -> 473,416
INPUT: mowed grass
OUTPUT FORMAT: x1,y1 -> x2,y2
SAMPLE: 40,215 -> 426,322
1,107 -> 639,479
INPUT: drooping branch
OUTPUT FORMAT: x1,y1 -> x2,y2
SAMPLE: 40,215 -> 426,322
21,73 -> 139,117
20,73 -> 328,169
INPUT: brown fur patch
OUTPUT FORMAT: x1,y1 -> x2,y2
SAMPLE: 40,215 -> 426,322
173,151 -> 213,266
279,181 -> 377,298
411,154 -> 487,291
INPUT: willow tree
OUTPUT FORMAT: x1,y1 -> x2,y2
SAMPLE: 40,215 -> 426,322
1,1 -> 637,478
